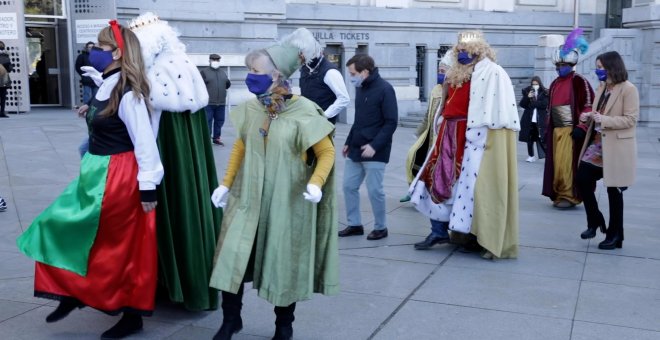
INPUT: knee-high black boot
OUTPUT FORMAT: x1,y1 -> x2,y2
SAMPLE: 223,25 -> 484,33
213,285 -> 245,340
599,187 -> 625,249
272,303 -> 296,340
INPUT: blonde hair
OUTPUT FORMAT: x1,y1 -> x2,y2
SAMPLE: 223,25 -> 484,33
445,34 -> 497,87
97,25 -> 151,116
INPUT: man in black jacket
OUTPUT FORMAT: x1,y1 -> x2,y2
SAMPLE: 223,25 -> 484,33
0,40 -> 13,118
200,53 -> 231,145
339,54 -> 398,240
75,41 -> 98,105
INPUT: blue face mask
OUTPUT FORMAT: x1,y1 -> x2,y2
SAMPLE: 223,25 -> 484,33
245,73 -> 273,96
457,51 -> 476,65
556,65 -> 573,78
437,73 -> 446,84
595,69 -> 607,81
350,74 -> 364,88
89,47 -> 114,73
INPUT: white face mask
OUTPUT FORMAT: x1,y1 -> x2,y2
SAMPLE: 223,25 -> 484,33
210,61 -> 221,69
532,85 -> 540,91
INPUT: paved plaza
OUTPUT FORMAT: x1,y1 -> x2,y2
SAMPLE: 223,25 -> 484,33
1,109 -> 659,340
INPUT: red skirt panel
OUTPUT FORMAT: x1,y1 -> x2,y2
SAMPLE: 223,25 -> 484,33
35,151 -> 158,315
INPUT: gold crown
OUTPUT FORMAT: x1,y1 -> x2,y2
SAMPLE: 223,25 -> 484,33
128,13 -> 161,31
457,31 -> 485,44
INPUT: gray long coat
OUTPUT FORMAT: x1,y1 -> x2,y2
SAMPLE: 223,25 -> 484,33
578,81 -> 639,187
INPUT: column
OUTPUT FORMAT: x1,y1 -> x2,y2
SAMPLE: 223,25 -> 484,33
424,47 -> 438,103
341,46 -> 357,124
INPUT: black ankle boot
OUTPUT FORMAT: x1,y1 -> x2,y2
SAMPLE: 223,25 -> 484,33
598,237 -> 623,250
272,325 -> 293,340
46,299 -> 83,323
100,313 -> 143,339
580,227 -> 598,239
213,316 -> 243,340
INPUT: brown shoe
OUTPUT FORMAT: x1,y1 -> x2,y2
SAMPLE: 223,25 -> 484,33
338,225 -> 364,237
553,199 -> 575,209
213,138 -> 224,146
366,229 -> 388,240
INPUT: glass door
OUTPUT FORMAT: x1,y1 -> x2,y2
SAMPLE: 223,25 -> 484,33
26,26 -> 60,105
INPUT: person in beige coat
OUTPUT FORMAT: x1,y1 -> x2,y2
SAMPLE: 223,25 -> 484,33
575,51 -> 638,250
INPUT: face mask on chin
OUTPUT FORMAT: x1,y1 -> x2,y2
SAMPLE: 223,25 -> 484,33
245,73 -> 273,96
210,61 -> 221,69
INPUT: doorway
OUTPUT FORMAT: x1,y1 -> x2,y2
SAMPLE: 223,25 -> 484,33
26,25 -> 61,105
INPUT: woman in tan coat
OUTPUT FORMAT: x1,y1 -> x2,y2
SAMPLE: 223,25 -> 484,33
575,51 -> 638,249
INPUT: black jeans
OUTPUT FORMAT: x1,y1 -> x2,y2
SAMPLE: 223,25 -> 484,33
576,161 -> 626,240
0,87 -> 7,114
527,123 -> 546,158
221,284 -> 296,326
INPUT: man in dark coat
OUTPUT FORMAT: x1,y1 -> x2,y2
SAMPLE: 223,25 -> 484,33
339,54 -> 398,240
0,40 -> 13,118
75,41 -> 98,105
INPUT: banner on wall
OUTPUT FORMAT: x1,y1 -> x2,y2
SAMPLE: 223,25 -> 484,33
75,19 -> 109,44
0,12 -> 18,40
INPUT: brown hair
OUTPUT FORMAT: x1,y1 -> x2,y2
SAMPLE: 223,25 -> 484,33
596,51 -> 628,84
97,25 -> 151,116
346,54 -> 375,72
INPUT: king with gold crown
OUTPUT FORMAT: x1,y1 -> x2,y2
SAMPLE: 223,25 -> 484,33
408,30 -> 520,259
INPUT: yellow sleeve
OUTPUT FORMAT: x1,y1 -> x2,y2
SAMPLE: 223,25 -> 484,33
308,136 -> 335,188
222,139 -> 246,188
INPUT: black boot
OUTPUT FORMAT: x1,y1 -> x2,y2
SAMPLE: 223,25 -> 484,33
100,312 -> 143,339
272,303 -> 295,340
213,288 -> 244,340
46,299 -> 83,323
414,233 -> 450,250
599,187 -> 625,250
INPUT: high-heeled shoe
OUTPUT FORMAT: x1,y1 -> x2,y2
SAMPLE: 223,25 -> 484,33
598,238 -> 622,250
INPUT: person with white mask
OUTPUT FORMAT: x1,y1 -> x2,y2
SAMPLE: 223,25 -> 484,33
200,53 -> 231,145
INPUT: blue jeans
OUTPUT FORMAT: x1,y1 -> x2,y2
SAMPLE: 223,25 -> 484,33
82,85 -> 98,104
205,104 -> 226,139
430,219 -> 449,238
78,137 -> 89,159
343,159 -> 387,230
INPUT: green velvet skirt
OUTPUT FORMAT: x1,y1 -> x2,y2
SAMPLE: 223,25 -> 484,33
156,109 -> 222,311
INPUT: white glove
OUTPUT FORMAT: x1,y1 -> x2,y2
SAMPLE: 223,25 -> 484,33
302,184 -> 322,203
81,66 -> 104,87
211,185 -> 230,208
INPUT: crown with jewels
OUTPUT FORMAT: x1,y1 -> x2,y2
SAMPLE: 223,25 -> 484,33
457,31 -> 486,44
128,12 -> 161,31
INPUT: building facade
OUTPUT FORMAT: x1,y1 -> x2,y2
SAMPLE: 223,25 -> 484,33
3,0 -> 658,124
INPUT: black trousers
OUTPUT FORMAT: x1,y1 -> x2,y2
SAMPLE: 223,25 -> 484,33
221,285 -> 296,326
576,161 -> 626,240
0,87 -> 7,114
527,123 -> 546,158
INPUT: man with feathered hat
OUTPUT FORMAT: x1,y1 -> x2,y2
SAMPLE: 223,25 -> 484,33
128,12 -> 222,311
542,28 -> 595,209
408,30 -> 520,259
279,27 -> 350,124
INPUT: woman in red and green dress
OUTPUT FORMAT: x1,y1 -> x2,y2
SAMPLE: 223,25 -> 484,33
16,21 -> 163,339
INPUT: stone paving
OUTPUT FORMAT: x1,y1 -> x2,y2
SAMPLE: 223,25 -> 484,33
1,109 -> 659,340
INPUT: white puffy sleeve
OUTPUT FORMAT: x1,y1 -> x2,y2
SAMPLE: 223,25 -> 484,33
118,91 -> 164,198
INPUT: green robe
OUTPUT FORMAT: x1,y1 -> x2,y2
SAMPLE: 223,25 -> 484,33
209,97 -> 339,307
156,109 -> 222,311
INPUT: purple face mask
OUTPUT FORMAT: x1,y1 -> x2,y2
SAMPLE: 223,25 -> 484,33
556,65 -> 573,78
245,73 -> 273,96
595,69 -> 607,81
88,47 -> 114,73
457,51 -> 476,65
